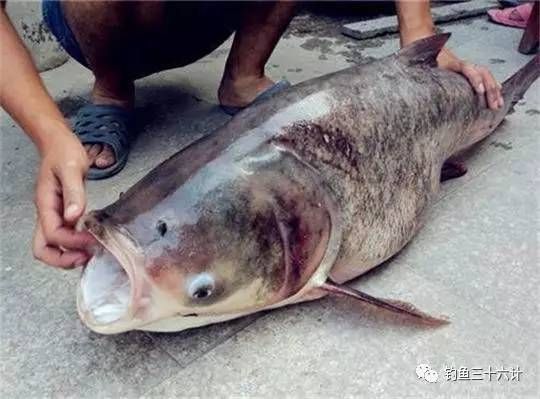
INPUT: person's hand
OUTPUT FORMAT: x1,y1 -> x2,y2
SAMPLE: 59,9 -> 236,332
33,133 -> 96,268
437,48 -> 503,110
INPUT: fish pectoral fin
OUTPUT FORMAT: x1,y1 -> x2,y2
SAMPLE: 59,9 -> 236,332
397,33 -> 451,67
320,281 -> 449,327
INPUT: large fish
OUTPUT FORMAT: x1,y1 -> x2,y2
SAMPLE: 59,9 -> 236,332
77,34 -> 539,334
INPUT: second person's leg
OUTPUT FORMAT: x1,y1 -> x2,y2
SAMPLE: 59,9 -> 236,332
219,1 -> 297,109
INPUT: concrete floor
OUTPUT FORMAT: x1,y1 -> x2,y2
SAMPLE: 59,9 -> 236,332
1,12 -> 539,399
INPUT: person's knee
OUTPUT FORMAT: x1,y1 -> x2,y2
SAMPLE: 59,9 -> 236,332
61,1 -> 156,78
62,0 -> 237,78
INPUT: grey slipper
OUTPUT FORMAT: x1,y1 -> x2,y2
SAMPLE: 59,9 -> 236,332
73,104 -> 134,180
221,80 -> 291,115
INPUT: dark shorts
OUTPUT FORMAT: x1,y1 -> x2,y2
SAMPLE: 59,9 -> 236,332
41,1 -> 242,74
42,0 -> 88,67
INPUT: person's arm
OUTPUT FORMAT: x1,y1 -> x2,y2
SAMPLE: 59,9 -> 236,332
1,2 -> 71,152
0,3 -> 94,267
396,0 -> 503,110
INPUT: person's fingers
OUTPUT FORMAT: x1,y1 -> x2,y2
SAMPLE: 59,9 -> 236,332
461,63 -> 503,110
476,65 -> 502,110
461,63 -> 486,95
37,205 -> 95,250
35,170 -> 94,250
95,144 -> 116,168
33,223 -> 89,269
57,162 -> 87,224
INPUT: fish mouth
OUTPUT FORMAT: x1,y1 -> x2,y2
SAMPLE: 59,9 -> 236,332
77,223 -> 147,334
79,247 -> 131,325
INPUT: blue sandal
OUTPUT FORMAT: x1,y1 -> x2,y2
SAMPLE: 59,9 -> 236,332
221,80 -> 291,115
73,104 -> 134,180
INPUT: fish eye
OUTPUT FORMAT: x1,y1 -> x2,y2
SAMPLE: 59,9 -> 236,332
156,220 -> 167,237
187,273 -> 215,300
193,288 -> 211,299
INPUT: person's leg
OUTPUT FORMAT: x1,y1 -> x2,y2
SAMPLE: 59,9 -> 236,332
60,1 -> 295,170
218,1 -> 297,108
61,0 -> 143,169
61,0 -> 238,169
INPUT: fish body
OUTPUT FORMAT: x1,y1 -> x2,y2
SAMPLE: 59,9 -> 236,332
77,34 -> 539,334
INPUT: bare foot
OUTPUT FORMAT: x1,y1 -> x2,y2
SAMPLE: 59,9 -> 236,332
218,75 -> 275,108
83,79 -> 134,169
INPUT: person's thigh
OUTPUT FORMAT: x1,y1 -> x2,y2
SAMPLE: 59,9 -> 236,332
42,0 -> 88,66
62,0 -> 242,79
162,1 -> 242,66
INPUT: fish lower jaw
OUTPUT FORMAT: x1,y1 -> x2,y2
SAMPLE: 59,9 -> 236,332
77,287 -> 135,335
76,247 -> 149,334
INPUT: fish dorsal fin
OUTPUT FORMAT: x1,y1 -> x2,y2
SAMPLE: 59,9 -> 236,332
397,33 -> 451,67
321,280 -> 449,326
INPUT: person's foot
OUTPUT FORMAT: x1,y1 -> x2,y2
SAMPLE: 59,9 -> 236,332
83,79 -> 134,170
218,75 -> 276,109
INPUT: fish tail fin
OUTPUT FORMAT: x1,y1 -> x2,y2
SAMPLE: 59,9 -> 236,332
321,281 -> 449,327
502,55 -> 540,109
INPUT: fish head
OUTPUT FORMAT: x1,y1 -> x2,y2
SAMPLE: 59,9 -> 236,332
77,149 -> 335,334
